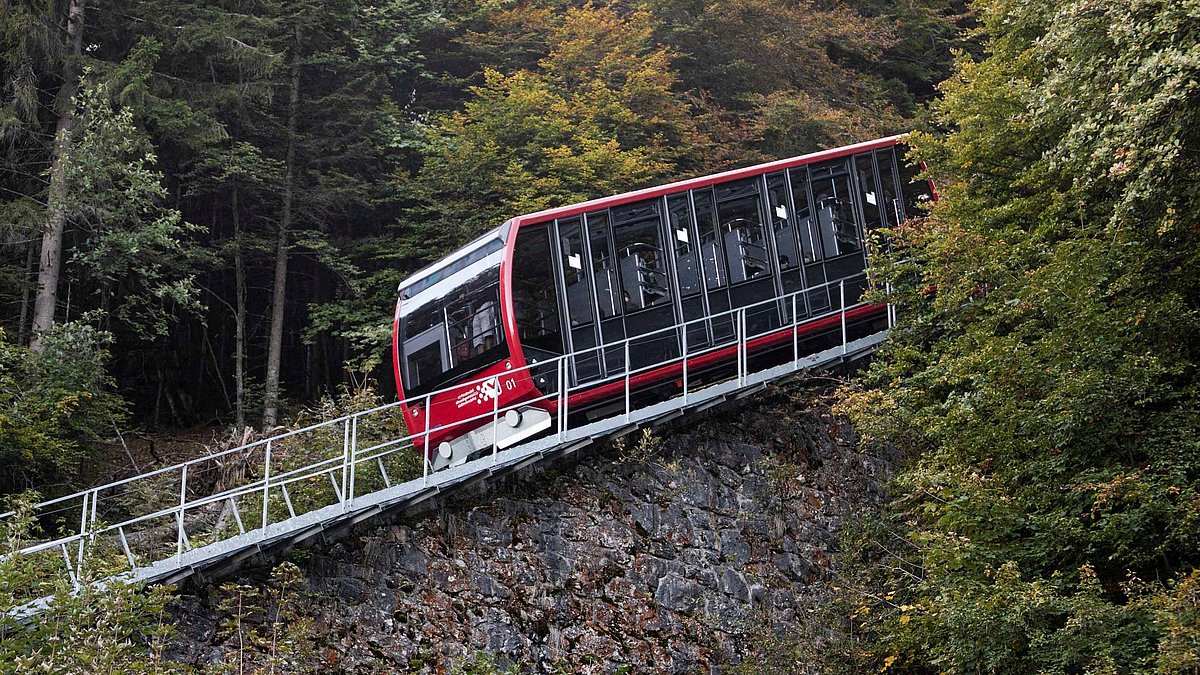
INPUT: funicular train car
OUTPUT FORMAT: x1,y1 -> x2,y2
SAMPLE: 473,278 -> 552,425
394,135 -> 933,469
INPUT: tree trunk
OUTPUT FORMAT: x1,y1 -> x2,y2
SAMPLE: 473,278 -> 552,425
17,240 -> 35,345
233,187 -> 246,430
30,0 -> 87,352
262,40 -> 301,429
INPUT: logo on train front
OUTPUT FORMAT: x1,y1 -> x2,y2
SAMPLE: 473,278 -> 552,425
455,376 -> 503,408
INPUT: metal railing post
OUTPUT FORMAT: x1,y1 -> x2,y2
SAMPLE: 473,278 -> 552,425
886,282 -> 896,328
840,280 -> 847,354
681,325 -> 689,404
562,358 -> 571,435
491,385 -> 500,465
792,294 -> 799,364
261,440 -> 272,530
557,358 -> 566,442
88,488 -> 98,548
737,309 -> 745,386
76,490 -> 89,576
624,340 -> 632,421
422,393 -> 432,484
340,419 -> 351,507
177,464 -> 188,559
348,414 -> 358,508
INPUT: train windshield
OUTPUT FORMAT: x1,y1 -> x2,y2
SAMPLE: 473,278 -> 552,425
398,249 -> 508,398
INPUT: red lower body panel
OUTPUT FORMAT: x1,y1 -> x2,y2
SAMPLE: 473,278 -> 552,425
555,304 -> 884,412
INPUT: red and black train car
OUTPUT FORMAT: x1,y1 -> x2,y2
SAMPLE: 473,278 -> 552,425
393,135 -> 932,469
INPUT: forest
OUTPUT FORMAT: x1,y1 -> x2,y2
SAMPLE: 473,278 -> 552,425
1,0 -> 1198,672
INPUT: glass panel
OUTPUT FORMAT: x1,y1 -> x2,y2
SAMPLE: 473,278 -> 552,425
900,156 -> 933,214
716,181 -> 769,283
445,276 -> 502,365
812,173 -> 860,256
406,341 -> 443,389
558,218 -> 594,327
693,189 -> 727,290
668,194 -> 701,297
877,148 -> 903,227
399,259 -> 507,396
788,167 -> 820,263
855,153 -> 882,230
513,226 -> 563,354
586,211 -> 621,319
767,172 -> 799,272
809,157 -> 849,178
612,199 -> 670,311
400,232 -> 505,300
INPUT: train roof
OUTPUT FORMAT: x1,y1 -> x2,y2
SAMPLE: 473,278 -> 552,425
395,134 -> 907,298
397,221 -> 512,297
510,134 -> 907,227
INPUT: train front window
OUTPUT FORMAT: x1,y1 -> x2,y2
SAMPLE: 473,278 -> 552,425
399,257 -> 508,397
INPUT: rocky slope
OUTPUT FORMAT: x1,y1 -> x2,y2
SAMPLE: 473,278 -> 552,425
169,381 -> 892,673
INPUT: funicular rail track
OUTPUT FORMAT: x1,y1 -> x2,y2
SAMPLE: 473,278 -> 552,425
1,275 -> 890,616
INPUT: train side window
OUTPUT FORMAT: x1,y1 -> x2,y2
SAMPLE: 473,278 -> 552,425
788,167 -> 821,263
900,155 -> 933,215
811,168 -> 860,256
512,225 -> 564,355
693,188 -> 727,290
855,153 -> 883,231
558,218 -> 594,327
876,148 -> 903,227
611,199 -> 670,311
586,211 -> 621,319
766,172 -> 800,271
716,180 -> 769,283
668,194 -> 701,297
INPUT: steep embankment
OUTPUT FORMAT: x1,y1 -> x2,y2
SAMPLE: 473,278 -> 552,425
169,382 -> 891,672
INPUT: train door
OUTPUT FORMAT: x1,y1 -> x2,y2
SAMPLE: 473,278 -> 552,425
666,192 -> 712,352
611,199 -> 677,370
584,210 -> 628,375
852,152 -> 889,301
810,158 -> 864,309
692,188 -> 735,343
555,216 -> 602,385
512,224 -> 565,393
716,178 -> 777,335
789,166 -> 831,316
766,171 -> 803,322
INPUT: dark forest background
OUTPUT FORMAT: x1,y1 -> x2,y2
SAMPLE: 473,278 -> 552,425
0,0 -> 968,487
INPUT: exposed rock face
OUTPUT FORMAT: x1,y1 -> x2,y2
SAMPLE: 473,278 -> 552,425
170,384 -> 891,672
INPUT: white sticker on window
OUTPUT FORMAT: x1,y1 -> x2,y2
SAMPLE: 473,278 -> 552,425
676,228 -> 689,244
568,253 -> 582,270
775,204 -> 788,220
866,191 -> 877,205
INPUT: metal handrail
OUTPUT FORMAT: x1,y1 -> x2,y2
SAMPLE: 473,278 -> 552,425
0,271 -> 884,592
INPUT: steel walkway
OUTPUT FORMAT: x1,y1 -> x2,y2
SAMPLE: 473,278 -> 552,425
1,275 -> 890,615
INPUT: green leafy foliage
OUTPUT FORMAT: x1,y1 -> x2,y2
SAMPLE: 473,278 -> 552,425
405,3 -> 701,261
0,325 -> 125,494
211,562 -> 316,674
66,50 -> 206,339
829,0 -> 1200,672
0,492 -> 181,674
